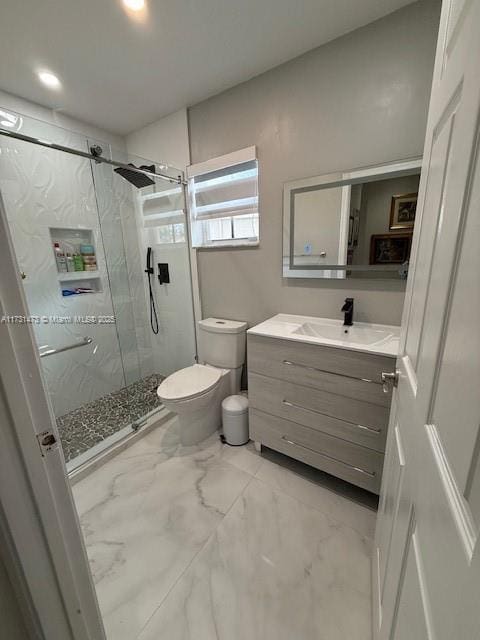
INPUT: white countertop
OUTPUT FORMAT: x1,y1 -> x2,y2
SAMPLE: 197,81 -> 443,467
247,313 -> 400,358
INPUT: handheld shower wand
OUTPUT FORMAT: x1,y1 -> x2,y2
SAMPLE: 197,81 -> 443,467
145,247 -> 159,334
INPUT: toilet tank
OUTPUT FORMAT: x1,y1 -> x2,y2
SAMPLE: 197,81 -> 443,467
198,318 -> 247,369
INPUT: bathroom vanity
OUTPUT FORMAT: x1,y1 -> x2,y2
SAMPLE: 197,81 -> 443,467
247,314 -> 400,493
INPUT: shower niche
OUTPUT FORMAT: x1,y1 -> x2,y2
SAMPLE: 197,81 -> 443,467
49,227 -> 102,296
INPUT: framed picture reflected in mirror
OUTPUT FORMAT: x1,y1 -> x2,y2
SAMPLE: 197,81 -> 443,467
389,192 -> 418,230
370,233 -> 412,265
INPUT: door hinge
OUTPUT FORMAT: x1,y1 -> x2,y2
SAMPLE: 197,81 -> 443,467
36,430 -> 58,456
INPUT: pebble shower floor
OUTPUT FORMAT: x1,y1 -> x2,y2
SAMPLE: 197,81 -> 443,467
56,373 -> 164,462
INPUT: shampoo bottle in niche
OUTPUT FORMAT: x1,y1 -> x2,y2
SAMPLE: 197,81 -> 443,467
80,244 -> 97,272
53,242 -> 67,273
73,248 -> 84,271
64,242 -> 75,272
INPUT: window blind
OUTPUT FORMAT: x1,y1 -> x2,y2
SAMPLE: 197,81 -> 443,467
187,147 -> 259,247
140,185 -> 186,245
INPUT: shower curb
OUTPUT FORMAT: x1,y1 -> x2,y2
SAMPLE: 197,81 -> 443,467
67,407 -> 174,485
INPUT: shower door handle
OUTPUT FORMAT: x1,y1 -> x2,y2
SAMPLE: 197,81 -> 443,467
39,336 -> 93,358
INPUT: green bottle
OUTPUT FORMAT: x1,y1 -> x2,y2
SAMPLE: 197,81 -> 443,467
73,253 -> 84,271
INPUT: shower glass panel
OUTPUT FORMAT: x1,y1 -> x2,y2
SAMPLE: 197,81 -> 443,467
122,150 -> 197,380
0,108 -> 196,468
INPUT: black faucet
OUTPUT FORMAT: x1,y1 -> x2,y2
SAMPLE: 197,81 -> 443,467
341,298 -> 354,326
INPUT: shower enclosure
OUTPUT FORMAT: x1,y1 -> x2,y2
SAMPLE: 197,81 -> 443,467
0,108 -> 196,470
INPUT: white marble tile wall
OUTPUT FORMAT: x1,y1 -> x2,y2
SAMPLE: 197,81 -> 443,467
147,241 -> 197,376
133,179 -> 197,377
73,420 -> 376,640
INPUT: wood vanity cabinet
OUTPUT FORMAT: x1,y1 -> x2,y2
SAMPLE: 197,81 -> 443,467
247,334 -> 396,493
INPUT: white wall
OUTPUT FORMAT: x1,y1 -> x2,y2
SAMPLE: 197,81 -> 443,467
126,109 -> 197,374
188,0 -> 440,327
126,108 -> 190,170
0,89 -> 124,150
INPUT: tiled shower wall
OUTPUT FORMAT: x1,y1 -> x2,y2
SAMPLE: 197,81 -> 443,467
0,112 -> 152,417
126,111 -> 198,379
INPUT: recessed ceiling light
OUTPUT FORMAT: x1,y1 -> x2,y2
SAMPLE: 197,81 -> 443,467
123,0 -> 145,11
38,71 -> 61,89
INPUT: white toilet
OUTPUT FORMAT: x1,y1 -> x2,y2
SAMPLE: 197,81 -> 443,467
157,318 -> 247,445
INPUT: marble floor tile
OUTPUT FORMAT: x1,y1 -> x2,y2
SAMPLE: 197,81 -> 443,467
74,420 -> 375,640
218,439 -> 263,476
254,448 -> 378,540
137,478 -> 372,640
73,419 -> 252,640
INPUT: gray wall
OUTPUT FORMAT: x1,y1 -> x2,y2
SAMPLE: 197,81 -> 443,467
188,0 -> 440,327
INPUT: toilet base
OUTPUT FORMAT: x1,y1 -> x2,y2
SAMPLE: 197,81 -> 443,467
159,366 -> 241,446
177,402 -> 222,446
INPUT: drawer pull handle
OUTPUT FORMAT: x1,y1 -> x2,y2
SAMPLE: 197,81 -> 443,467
282,399 -> 382,434
282,359 -> 377,385
281,436 -> 376,478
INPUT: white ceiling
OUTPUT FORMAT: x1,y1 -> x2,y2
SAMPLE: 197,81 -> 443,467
0,0 -> 414,135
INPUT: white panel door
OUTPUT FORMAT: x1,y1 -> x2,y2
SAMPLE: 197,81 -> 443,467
373,1 -> 480,638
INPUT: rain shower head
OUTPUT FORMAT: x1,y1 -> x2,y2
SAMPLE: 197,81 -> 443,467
114,163 -> 156,188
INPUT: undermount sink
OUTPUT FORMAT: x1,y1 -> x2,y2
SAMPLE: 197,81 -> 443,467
247,313 -> 400,357
293,321 -> 395,346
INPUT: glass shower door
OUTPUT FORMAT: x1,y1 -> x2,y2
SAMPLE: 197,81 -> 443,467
0,110 -> 148,465
120,150 -> 197,379
0,107 -> 197,469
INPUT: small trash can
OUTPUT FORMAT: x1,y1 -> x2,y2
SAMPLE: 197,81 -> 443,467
222,394 -> 249,446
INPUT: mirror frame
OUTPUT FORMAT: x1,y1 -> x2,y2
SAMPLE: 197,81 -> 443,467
282,157 -> 422,279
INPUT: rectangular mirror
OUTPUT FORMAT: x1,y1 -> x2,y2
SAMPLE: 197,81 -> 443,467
283,158 -> 422,279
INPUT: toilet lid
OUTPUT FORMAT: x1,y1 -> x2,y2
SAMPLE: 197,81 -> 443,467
157,364 -> 221,402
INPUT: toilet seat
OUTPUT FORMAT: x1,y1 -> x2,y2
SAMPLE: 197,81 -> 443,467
157,364 -> 221,402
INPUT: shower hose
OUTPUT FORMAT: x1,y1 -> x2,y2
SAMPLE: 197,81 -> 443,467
147,267 -> 159,335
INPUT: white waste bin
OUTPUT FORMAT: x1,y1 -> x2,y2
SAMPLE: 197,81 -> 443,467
222,395 -> 249,446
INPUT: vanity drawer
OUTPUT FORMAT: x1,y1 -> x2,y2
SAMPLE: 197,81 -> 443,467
250,409 -> 383,493
248,373 -> 386,452
248,335 -> 394,406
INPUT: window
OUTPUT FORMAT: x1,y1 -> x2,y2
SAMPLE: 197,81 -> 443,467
139,185 -> 186,245
187,146 -> 259,248
154,222 -> 185,244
